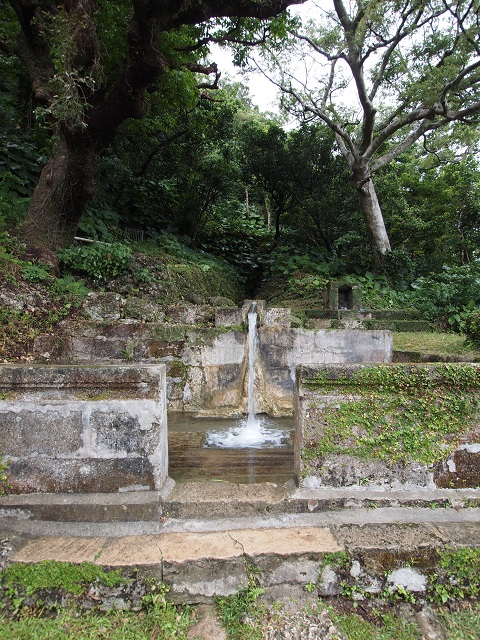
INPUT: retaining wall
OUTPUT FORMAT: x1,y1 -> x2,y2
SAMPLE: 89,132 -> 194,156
295,363 -> 480,489
0,364 -> 167,493
33,318 -> 392,416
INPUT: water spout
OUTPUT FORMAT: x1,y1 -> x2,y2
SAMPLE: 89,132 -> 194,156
205,301 -> 286,449
246,301 -> 258,427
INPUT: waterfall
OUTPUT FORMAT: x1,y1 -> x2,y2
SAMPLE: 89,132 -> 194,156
246,301 -> 258,427
205,301 -> 285,449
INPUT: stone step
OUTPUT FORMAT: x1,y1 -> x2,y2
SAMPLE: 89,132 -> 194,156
2,507 -> 479,603
393,350 -> 480,363
2,483 -> 479,523
365,319 -> 431,332
0,489 -> 162,522
163,482 -> 480,519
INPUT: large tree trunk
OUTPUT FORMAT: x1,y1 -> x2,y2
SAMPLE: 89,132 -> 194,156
352,163 -> 391,267
21,136 -> 97,251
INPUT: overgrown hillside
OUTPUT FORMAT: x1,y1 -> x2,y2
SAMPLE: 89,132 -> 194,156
0,231 -> 242,362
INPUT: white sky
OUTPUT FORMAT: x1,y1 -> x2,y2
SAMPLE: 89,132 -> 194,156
211,2 -> 314,115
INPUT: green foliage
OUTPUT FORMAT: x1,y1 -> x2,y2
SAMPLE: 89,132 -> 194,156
142,582 -> 192,638
302,365 -> 480,470
0,577 -> 192,638
0,233 -> 89,359
21,263 -> 51,283
58,242 -> 133,283
331,610 -> 421,640
427,548 -> 480,603
0,308 -> 42,358
2,561 -> 124,597
0,136 -> 45,231
437,603 -> 480,640
344,272 -> 411,309
51,276 -> 90,305
320,551 -> 350,572
393,332 -> 479,359
0,452 -> 10,496
465,310 -> 480,347
216,582 -> 265,640
77,198 -> 122,242
410,265 -> 480,331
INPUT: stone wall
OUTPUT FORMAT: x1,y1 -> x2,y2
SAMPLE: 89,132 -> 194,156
295,363 -> 480,489
0,364 -> 167,493
257,327 -> 392,416
33,315 -> 392,416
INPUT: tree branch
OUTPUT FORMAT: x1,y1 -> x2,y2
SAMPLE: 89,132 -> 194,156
175,24 -> 271,51
182,61 -> 221,89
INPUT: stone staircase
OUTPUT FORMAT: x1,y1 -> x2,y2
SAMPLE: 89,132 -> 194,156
1,481 -> 479,603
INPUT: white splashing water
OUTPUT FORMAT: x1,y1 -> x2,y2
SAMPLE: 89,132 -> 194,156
205,302 -> 286,449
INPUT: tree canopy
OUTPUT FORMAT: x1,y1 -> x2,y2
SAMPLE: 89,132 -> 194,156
256,0 -> 480,263
1,0 -> 479,296
3,0 -> 304,256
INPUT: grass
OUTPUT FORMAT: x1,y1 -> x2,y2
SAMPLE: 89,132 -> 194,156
331,603 -> 480,640
331,611 -> 421,640
393,332 -> 480,358
0,593 -> 479,639
437,603 -> 480,639
0,606 -> 192,640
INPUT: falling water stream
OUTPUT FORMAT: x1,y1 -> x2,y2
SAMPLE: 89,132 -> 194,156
205,302 -> 287,449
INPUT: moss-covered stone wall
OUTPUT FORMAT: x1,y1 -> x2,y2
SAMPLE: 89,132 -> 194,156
295,363 -> 480,489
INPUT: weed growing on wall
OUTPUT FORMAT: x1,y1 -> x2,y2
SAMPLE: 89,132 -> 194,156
0,453 -> 10,496
216,580 -> 266,640
302,364 -> 480,470
427,547 -> 480,603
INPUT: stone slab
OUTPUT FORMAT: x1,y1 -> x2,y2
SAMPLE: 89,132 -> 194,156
332,522 -> 444,550
12,536 -> 105,564
433,521 -> 480,547
164,556 -> 248,601
98,535 -> 163,566
0,491 -> 159,522
160,531 -> 244,562
233,526 -> 341,556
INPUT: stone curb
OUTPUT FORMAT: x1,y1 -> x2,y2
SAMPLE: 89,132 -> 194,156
2,486 -> 479,521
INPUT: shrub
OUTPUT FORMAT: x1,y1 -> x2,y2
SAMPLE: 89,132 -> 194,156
465,310 -> 480,346
58,242 -> 133,283
21,263 -> 52,283
410,264 -> 480,331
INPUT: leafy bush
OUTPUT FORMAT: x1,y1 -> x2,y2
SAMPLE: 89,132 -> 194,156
0,171 -> 30,231
465,310 -> 480,346
77,198 -> 122,242
0,135 -> 45,231
410,265 -> 480,330
58,242 -> 133,283
21,263 -> 52,283
51,275 -> 89,307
